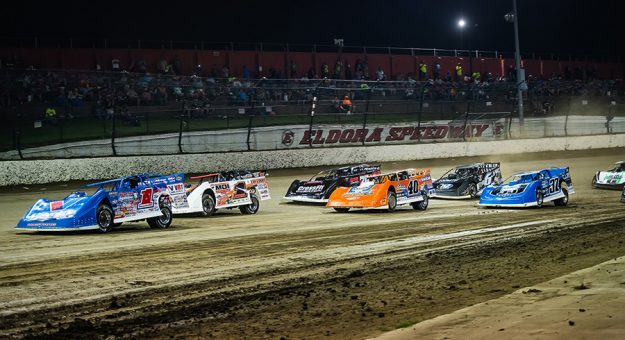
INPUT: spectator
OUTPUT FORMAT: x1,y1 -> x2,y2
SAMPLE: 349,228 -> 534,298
376,66 -> 385,81
345,63 -> 353,80
44,106 -> 57,125
243,65 -> 252,79
111,58 -> 121,72
455,63 -> 463,81
418,60 -> 427,80
433,60 -> 441,80
172,56 -> 182,75
321,63 -> 330,78
339,95 -> 353,113
222,65 -> 230,78
333,59 -> 343,79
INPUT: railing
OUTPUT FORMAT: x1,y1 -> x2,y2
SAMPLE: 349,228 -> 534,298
0,36 -> 612,61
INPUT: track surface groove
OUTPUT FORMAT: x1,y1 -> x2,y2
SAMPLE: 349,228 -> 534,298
0,149 -> 624,339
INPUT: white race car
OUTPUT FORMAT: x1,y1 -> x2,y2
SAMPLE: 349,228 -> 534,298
592,161 -> 625,190
172,171 -> 270,216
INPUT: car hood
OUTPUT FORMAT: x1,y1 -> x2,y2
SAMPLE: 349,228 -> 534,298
21,192 -> 92,221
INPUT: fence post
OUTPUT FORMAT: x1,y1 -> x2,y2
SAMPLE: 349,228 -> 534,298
111,112 -> 117,156
417,83 -> 428,142
14,128 -> 23,159
462,101 -> 472,142
564,97 -> 572,137
246,111 -> 254,152
178,111 -> 185,154
362,89 -> 371,146
309,95 -> 317,148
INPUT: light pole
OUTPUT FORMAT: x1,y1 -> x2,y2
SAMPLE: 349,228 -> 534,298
506,0 -> 525,135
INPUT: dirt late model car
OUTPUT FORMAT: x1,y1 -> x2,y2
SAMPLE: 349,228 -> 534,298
326,169 -> 433,212
172,171 -> 270,216
432,162 -> 502,199
284,164 -> 381,203
479,167 -> 574,208
16,173 -> 187,233
592,161 -> 625,190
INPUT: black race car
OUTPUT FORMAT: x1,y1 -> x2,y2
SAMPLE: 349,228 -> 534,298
431,163 -> 502,199
284,164 -> 381,203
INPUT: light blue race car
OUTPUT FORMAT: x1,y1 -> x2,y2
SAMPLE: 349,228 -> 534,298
479,167 -> 574,208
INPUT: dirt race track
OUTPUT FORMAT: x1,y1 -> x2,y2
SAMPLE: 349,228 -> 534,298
1,148 -> 624,339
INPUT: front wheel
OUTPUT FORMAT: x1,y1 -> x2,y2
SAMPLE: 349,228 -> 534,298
411,194 -> 429,210
96,204 -> 114,233
554,187 -> 569,206
148,204 -> 173,229
535,190 -> 544,208
387,191 -> 397,212
239,196 -> 260,215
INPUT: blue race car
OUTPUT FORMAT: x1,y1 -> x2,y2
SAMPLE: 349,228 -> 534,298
478,167 -> 574,208
16,173 -> 187,233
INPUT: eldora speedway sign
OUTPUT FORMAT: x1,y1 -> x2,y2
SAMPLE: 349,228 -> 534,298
281,123 -> 503,147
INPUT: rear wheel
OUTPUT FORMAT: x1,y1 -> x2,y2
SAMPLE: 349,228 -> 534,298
200,193 -> 216,217
554,187 -> 569,206
467,183 -> 478,198
387,191 -> 397,212
411,194 -> 429,210
96,204 -> 114,233
535,190 -> 544,208
239,195 -> 260,214
333,207 -> 350,213
148,202 -> 172,229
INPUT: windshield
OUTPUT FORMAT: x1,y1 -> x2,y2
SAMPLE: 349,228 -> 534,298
310,170 -> 337,181
503,173 -> 541,185
441,167 -> 472,180
611,163 -> 625,172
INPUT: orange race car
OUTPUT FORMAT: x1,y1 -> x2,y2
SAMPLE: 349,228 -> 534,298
326,168 -> 433,212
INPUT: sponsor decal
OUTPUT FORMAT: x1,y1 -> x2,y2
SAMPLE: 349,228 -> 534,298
214,183 -> 230,191
296,185 -> 324,193
282,130 -> 295,146
50,201 -> 64,211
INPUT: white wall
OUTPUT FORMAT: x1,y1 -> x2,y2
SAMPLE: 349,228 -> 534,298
2,133 -> 624,186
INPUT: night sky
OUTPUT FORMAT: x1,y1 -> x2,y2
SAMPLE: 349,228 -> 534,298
3,0 -> 623,59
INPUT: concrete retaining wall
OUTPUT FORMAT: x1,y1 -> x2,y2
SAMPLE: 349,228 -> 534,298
2,134 -> 625,186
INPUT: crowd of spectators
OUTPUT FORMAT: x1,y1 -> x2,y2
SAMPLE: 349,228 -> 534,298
1,55 -> 624,124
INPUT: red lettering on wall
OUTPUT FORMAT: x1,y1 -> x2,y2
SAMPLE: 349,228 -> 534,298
366,128 -> 383,142
325,129 -> 341,144
312,130 -> 325,144
473,124 -> 489,137
339,129 -> 355,143
299,130 -> 313,145
385,127 -> 402,141
352,129 -> 368,143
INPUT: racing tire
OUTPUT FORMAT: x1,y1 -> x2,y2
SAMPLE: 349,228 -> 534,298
200,193 -> 216,217
333,207 -> 350,213
535,190 -> 544,208
591,176 -> 597,188
554,187 -> 569,207
147,204 -> 173,229
467,183 -> 478,198
387,191 -> 397,212
411,194 -> 429,210
239,195 -> 260,215
96,204 -> 114,233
